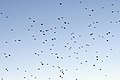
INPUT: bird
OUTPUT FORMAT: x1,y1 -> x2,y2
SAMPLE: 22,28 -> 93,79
59,2 -> 62,5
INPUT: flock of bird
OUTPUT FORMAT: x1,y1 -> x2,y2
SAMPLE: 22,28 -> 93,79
0,1 -> 120,80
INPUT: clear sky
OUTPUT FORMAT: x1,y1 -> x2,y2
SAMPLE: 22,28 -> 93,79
0,0 -> 120,80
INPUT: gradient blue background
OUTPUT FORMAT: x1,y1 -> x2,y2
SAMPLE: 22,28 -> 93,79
0,0 -> 120,80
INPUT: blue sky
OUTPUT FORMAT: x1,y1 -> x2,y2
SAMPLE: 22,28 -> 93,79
0,0 -> 120,80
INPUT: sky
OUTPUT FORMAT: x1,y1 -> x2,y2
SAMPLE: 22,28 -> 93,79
0,0 -> 120,80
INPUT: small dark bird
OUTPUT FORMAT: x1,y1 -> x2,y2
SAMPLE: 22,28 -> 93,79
59,2 -> 62,5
